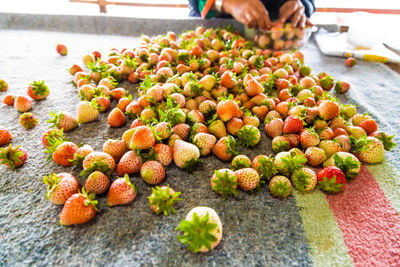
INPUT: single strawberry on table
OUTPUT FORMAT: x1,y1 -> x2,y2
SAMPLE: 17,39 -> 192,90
76,99 -> 100,123
60,188 -> 98,226
0,144 -> 28,169
235,167 -> 260,191
176,206 -> 223,253
291,167 -> 317,191
56,43 -> 68,56
43,173 -> 80,205
117,150 -> 142,176
345,57 -> 356,67
140,160 -> 165,184
19,112 -> 38,129
3,94 -> 15,105
41,128 -> 67,148
148,185 -> 182,216
107,174 -> 137,206
210,169 -> 239,199
107,107 -> 126,127
85,171 -> 110,195
27,80 -> 49,100
213,135 -> 238,161
0,79 -> 8,92
0,126 -> 12,146
317,166 -> 347,194
173,140 -> 201,172
14,95 -> 32,112
51,141 -> 79,166
47,111 -> 78,132
269,175 -> 292,199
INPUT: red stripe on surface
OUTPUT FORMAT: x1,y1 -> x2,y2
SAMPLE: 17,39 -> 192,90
326,165 -> 400,266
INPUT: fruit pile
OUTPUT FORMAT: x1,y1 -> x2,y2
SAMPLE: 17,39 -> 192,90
0,26 -> 397,253
254,22 -> 311,50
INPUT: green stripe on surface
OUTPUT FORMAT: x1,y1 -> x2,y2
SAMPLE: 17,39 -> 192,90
367,161 -> 400,213
293,190 -> 353,267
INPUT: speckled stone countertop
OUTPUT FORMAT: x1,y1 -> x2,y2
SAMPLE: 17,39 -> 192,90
0,14 -> 400,267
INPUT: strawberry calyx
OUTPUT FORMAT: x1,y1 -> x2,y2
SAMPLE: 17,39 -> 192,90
46,111 -> 65,129
231,158 -> 250,171
80,162 -> 111,178
350,135 -> 373,153
224,135 -> 239,156
20,113 -> 38,129
237,125 -> 259,147
43,173 -> 61,199
182,158 -> 203,173
374,132 -> 397,151
333,153 -> 360,180
317,175 -> 345,194
43,128 -> 68,148
299,65 -> 311,76
158,97 -> 185,126
81,187 -> 99,211
291,169 -> 311,191
0,144 -> 24,170
175,212 -> 218,253
69,154 -> 85,169
44,138 -> 65,161
211,170 -> 239,200
281,152 -> 307,176
272,139 -> 290,153
30,80 -> 49,96
148,185 -> 182,216
269,177 -> 292,199
122,174 -> 137,193
255,155 -> 277,181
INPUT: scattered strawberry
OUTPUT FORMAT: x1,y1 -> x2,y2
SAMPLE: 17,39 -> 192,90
19,112 -> 38,129
283,115 -> 303,134
3,94 -> 15,105
237,125 -> 261,147
305,147 -> 327,167
107,107 -> 126,127
148,185 -> 182,215
193,133 -> 216,156
318,100 -> 339,121
69,144 -> 94,168
369,131 -> 397,151
345,57 -> 357,67
82,151 -> 116,174
85,171 -> 110,195
117,151 -> 142,176
14,95 -> 32,112
47,111 -> 78,132
300,127 -> 320,148
176,206 -> 223,253
211,169 -> 239,199
0,126 -> 12,146
213,135 -> 238,161
251,154 -> 277,181
0,144 -> 28,169
271,136 -> 290,153
235,168 -> 260,191
334,81 -> 350,94
317,166 -> 346,194
60,188 -> 98,226
103,139 -> 126,162
56,43 -> 68,56
27,81 -> 49,100
323,152 -> 361,179
77,100 -> 99,123
154,143 -> 173,166
269,175 -> 292,199
216,99 -> 240,122
107,174 -> 137,206
358,119 -> 378,134
350,135 -> 385,163
140,160 -> 165,184
129,126 -> 155,150
173,140 -> 201,172
43,173 -> 79,205
52,141 -> 79,166
0,79 -> 8,92
264,118 -> 284,138
231,155 -> 251,171
291,167 -> 317,191
208,120 -> 227,139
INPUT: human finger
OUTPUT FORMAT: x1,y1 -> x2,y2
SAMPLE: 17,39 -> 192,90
291,6 -> 304,27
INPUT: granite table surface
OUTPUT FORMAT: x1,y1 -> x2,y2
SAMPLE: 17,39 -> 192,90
1,18 -> 400,267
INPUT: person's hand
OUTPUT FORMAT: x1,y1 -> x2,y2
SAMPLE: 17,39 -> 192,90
222,0 -> 272,31
279,0 -> 313,28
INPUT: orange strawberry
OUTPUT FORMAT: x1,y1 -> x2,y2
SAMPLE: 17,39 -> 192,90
300,127 -> 320,148
154,143 -> 173,166
94,96 -> 110,113
148,185 -> 182,215
0,79 -> 8,92
82,151 -> 116,173
220,71 -> 235,89
216,99 -> 239,122
43,173 -> 79,205
103,139 -> 126,162
0,144 -> 27,169
318,127 -> 334,140
56,43 -> 68,56
60,189 -> 98,226
129,126 -> 155,150
173,140 -> 201,172
359,119 -> 378,134
193,133 -> 216,156
107,107 -> 126,127
226,117 -> 244,136
70,144 -> 94,168
245,78 -> 264,96
318,100 -> 339,121
283,115 -> 303,134
0,126 -> 12,146
107,174 -> 137,206
3,94 -> 15,105
235,168 -> 260,191
213,135 -> 238,161
117,97 -> 132,112
27,81 -> 49,100
69,64 -> 83,75
117,151 -> 142,176
85,171 -> 110,195
140,160 -> 165,184
14,95 -> 32,112
125,101 -> 143,118
47,111 -> 78,132
264,118 -> 284,138
52,141 -> 78,166
172,123 -> 190,140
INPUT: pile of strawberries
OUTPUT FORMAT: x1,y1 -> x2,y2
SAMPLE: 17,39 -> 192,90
1,26 -> 397,253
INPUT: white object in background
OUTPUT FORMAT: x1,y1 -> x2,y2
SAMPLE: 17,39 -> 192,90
347,12 -> 383,50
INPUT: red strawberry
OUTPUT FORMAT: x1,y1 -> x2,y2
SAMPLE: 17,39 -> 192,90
358,119 -> 378,134
3,94 -> 15,105
345,57 -> 356,67
117,97 -> 132,112
235,168 -> 260,191
172,123 -> 190,140
305,147 -> 327,167
94,96 -> 110,113
283,133 -> 300,148
317,166 -> 346,194
148,185 -> 182,215
0,79 -> 8,92
216,99 -> 240,122
103,139 -> 126,162
27,81 -> 49,100
129,126 -> 155,150
107,174 -> 137,206
213,135 -> 238,161
210,169 -> 239,199
110,88 -> 126,101
269,175 -> 292,199
60,189 -> 98,225
140,160 -> 165,184
47,111 -> 78,132
85,171 -> 110,195
283,115 -> 303,134
43,173 -> 79,205
264,118 -> 284,138
14,95 -> 32,112
131,118 -> 145,129
0,144 -> 28,169
226,117 -> 244,136
173,140 -> 201,172
56,43 -> 68,56
318,100 -> 339,121
318,127 -> 334,140
117,151 -> 142,176
231,155 -> 251,170
41,128 -> 66,148
300,127 -> 320,148
245,78 -> 264,96
69,64 -> 84,76
0,126 -> 12,146
82,151 -> 116,173
334,81 -> 350,94
52,141 -> 79,166
154,143 -> 173,166
19,112 -> 38,129
193,133 -> 217,156
107,107 -> 126,127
